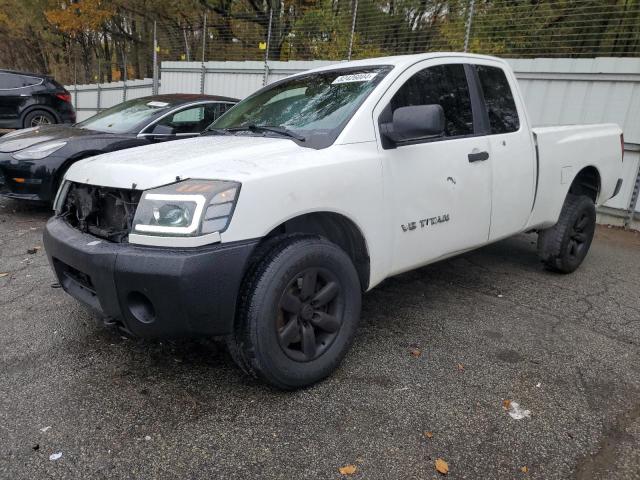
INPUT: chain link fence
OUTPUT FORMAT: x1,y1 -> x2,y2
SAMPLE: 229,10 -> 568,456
53,0 -> 640,226
56,0 -> 640,88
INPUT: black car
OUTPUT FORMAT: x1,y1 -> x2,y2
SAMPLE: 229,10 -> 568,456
0,94 -> 237,203
0,70 -> 76,128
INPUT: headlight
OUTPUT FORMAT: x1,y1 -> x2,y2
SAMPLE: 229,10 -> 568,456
131,179 -> 240,240
12,141 -> 67,160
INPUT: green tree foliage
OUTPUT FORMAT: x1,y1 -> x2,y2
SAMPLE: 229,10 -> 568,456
0,0 -> 638,84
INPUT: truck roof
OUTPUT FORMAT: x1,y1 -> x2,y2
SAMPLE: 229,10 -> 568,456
301,52 -> 509,75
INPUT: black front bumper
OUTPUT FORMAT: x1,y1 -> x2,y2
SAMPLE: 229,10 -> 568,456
43,217 -> 258,338
0,152 -> 62,202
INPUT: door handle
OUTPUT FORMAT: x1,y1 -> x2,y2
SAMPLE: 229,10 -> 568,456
468,151 -> 489,163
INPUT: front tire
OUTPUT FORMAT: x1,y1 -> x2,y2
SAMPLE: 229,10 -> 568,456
537,194 -> 596,273
227,235 -> 361,390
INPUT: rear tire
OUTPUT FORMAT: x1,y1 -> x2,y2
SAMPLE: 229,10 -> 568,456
537,194 -> 596,273
23,110 -> 56,128
227,235 -> 361,390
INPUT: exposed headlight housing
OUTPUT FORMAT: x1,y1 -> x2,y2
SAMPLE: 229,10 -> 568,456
53,179 -> 71,214
129,179 -> 240,246
12,141 -> 67,160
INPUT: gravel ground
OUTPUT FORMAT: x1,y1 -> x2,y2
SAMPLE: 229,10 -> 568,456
1,197 -> 639,480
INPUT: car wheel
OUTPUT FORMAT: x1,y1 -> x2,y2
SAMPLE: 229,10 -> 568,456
23,110 -> 56,128
537,194 -> 596,273
227,235 -> 362,390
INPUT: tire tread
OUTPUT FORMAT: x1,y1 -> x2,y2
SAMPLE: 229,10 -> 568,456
537,194 -> 595,273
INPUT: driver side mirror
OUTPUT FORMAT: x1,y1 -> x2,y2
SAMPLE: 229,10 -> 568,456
381,104 -> 445,145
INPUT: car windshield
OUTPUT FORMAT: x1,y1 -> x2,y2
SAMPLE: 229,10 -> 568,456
209,66 -> 392,148
76,98 -> 172,133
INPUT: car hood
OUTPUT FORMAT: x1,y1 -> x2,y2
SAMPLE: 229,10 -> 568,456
65,135 -> 317,190
0,125 -> 111,153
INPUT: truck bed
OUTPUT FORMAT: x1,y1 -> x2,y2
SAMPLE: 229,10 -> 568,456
526,123 -> 623,230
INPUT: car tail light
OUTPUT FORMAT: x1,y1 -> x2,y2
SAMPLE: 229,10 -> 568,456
56,92 -> 72,103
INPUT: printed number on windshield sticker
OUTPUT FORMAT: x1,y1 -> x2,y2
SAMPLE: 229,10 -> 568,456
332,72 -> 378,85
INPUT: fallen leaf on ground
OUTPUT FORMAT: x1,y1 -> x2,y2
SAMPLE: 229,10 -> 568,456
502,399 -> 511,410
339,465 -> 357,475
435,458 -> 449,475
520,466 -> 529,473
424,431 -> 433,438
0,272 -> 8,277
457,363 -> 464,371
27,246 -> 40,254
409,348 -> 422,358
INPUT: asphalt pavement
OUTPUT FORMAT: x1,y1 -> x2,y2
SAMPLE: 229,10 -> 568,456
1,196 -> 639,480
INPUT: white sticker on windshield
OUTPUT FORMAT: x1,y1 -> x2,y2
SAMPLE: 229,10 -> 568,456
332,72 -> 378,85
147,101 -> 169,108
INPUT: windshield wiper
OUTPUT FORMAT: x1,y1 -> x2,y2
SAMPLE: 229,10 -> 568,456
201,128 -> 233,136
227,124 -> 306,142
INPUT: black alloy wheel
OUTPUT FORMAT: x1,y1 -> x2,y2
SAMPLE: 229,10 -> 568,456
277,267 -> 344,362
24,110 -> 57,129
567,211 -> 590,261
30,114 -> 52,127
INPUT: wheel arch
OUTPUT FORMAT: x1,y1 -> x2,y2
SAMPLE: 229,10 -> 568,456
568,165 -> 601,203
257,211 -> 371,291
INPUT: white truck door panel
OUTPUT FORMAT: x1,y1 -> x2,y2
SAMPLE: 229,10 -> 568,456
487,133 -> 535,240
373,61 -> 492,275
471,63 -> 536,241
384,137 -> 492,274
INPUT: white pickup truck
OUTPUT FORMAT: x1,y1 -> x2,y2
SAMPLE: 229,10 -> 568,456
44,53 -> 624,389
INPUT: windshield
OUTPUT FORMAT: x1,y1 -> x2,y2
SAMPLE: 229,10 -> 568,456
210,66 -> 392,149
76,98 -> 172,133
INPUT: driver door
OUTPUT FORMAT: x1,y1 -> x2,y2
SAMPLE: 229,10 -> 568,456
376,61 -> 492,275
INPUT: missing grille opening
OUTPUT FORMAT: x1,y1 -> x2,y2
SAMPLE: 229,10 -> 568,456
59,182 -> 142,242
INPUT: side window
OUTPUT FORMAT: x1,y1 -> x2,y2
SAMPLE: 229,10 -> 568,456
18,75 -> 42,88
0,73 -> 20,90
201,103 -> 234,129
475,65 -> 520,134
208,103 -> 234,122
0,73 -> 42,90
389,64 -> 474,138
156,103 -> 229,134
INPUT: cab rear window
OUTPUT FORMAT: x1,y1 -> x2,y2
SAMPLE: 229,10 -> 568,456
474,65 -> 520,134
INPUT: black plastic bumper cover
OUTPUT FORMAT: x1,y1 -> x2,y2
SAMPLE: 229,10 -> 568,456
0,152 -> 60,202
43,217 -> 258,338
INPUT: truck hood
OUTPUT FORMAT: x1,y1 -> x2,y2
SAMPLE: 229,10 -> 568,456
65,135 -> 314,190
0,125 -> 102,153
